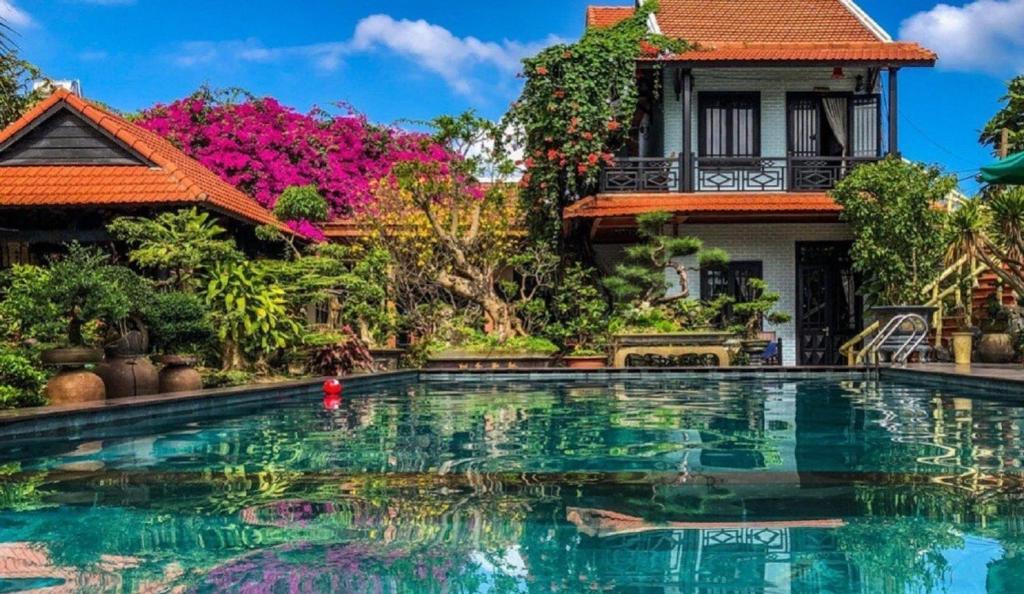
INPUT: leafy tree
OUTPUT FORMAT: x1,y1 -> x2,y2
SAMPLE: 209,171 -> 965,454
505,1 -> 689,241
108,208 -> 241,292
981,76 -> 1024,156
832,157 -> 955,306
540,263 -> 611,354
604,211 -> 728,307
363,112 -> 528,340
0,51 -> 44,129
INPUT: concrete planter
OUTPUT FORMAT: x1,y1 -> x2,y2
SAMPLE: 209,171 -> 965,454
611,332 -> 740,368
425,352 -> 555,370
563,355 -> 608,369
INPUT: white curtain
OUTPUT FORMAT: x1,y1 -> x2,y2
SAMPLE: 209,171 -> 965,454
821,97 -> 849,157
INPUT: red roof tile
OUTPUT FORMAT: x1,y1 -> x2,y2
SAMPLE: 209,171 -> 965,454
563,192 -> 842,219
655,0 -> 884,44
586,6 -> 635,28
586,1 -> 936,66
0,89 -> 284,229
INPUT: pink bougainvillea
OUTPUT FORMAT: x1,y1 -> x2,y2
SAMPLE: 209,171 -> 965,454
136,89 -> 451,217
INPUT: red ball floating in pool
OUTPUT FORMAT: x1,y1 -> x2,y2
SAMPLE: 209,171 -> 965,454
323,394 -> 342,410
323,379 -> 343,396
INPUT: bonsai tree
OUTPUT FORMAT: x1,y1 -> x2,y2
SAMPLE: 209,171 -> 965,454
832,158 -> 955,306
542,263 -> 611,355
108,208 -> 241,292
257,184 -> 331,255
144,291 -> 215,356
0,244 -> 147,349
728,278 -> 792,340
604,211 -> 729,311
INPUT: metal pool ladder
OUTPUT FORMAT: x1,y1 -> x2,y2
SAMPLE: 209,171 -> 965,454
860,313 -> 930,368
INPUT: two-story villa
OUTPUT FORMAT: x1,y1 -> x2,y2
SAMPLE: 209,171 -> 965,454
565,0 -> 936,365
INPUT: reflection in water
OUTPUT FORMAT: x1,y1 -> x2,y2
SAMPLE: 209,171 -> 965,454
0,377 -> 1023,592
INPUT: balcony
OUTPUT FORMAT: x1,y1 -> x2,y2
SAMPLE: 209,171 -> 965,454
599,155 -> 879,194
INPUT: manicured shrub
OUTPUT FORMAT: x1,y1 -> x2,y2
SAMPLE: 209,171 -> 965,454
0,350 -> 47,409
145,292 -> 215,355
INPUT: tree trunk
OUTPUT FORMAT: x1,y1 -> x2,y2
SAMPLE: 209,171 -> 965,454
220,339 -> 248,371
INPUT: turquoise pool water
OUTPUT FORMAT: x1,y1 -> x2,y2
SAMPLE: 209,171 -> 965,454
1,375 -> 1023,593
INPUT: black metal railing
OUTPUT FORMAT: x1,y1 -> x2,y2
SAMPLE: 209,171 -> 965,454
599,155 -> 879,193
598,156 -> 684,193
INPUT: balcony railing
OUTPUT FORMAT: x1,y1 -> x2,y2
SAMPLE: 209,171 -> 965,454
599,155 -> 879,194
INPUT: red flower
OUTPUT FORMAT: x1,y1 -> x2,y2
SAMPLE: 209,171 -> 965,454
582,132 -> 594,141
536,65 -> 549,75
577,164 -> 589,175
547,148 -> 560,161
524,157 -> 535,169
607,120 -> 621,131
587,153 -> 599,166
554,89 -> 566,99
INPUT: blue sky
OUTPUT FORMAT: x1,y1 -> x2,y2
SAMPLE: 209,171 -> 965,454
3,0 -> 1022,193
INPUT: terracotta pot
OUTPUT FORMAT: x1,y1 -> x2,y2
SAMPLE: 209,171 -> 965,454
40,347 -> 103,366
158,355 -> 203,394
96,355 -> 159,400
951,332 -> 973,366
977,332 -> 1014,364
564,356 -> 608,369
46,368 -> 105,405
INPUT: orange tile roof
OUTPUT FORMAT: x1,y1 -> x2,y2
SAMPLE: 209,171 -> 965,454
563,192 -> 842,219
655,0 -> 883,44
586,1 -> 936,66
0,89 -> 284,229
661,41 -> 935,65
586,6 -> 634,28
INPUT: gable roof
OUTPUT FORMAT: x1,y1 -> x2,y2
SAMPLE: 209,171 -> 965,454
0,89 -> 284,229
586,0 -> 936,66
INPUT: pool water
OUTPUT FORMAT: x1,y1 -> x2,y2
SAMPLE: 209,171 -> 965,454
1,375 -> 1023,593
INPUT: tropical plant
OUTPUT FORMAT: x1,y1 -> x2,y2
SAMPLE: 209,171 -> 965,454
205,261 -> 302,370
947,188 -> 1024,299
108,208 -> 241,292
144,291 -> 214,355
505,1 -> 689,241
604,211 -> 729,308
832,157 -> 956,306
258,185 -> 332,253
0,349 -> 46,409
136,86 -> 450,215
981,75 -> 1024,156
310,327 -> 374,377
728,278 -> 791,339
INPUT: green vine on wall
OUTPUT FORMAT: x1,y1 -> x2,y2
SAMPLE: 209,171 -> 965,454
505,1 -> 690,242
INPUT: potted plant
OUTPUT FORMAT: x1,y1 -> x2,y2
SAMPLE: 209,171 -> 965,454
93,266 -> 160,399
977,294 -> 1015,364
145,291 -> 214,393
546,263 -> 611,369
3,245 -> 148,404
949,305 -> 974,366
729,279 -> 791,366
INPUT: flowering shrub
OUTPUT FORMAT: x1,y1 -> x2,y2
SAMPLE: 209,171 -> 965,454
505,1 -> 688,240
137,88 -> 451,216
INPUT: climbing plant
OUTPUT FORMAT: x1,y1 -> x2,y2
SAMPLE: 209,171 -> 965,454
505,1 -> 689,242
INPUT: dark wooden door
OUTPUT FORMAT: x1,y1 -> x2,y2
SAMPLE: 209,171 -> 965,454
797,242 -> 862,365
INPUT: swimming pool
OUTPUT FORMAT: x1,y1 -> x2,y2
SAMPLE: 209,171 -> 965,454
0,373 -> 1022,593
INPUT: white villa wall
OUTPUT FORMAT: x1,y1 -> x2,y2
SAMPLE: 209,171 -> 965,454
593,223 -> 854,365
661,66 -> 877,159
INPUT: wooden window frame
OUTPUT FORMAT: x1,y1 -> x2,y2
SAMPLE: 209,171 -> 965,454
697,92 -> 761,159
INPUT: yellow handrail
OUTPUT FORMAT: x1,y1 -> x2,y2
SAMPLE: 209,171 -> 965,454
840,260 -> 988,365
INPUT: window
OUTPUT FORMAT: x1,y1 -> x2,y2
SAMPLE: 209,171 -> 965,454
701,261 -> 764,303
698,93 -> 760,158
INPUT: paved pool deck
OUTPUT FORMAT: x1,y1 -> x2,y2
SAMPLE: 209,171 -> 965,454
882,363 -> 1024,394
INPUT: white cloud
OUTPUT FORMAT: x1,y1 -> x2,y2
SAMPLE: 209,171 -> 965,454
0,0 -> 33,28
170,14 -> 561,96
900,0 -> 1024,74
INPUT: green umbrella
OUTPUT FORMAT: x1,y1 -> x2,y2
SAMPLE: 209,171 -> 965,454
981,151 -> 1024,185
